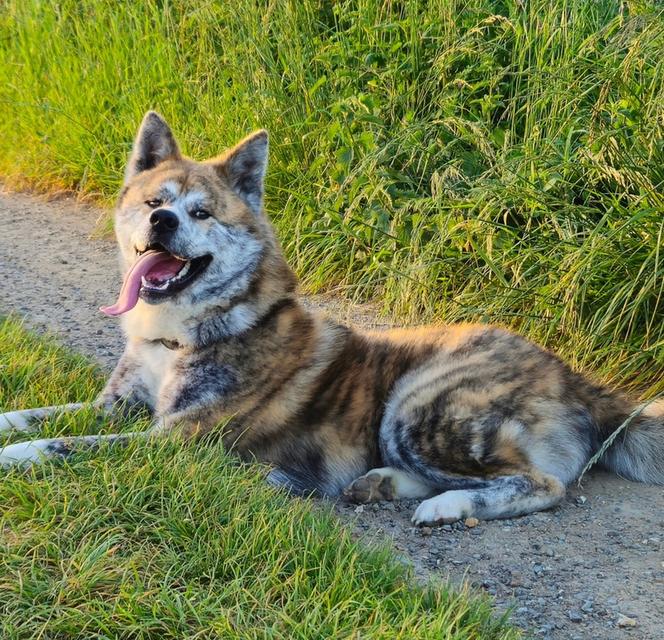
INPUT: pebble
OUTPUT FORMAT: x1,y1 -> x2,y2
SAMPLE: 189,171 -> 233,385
421,526 -> 432,536
616,614 -> 637,628
509,573 -> 525,587
464,517 -> 479,528
567,610 -> 584,623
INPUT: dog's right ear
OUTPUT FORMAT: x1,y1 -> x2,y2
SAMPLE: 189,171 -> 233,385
124,111 -> 182,184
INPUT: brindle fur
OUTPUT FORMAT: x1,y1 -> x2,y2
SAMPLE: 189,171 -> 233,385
1,112 -> 662,525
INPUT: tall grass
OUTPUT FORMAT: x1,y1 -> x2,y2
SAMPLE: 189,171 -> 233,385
0,316 -> 517,639
0,0 -> 662,393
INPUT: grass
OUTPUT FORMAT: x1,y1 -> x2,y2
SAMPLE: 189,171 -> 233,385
0,316 -> 518,639
0,0 -> 662,397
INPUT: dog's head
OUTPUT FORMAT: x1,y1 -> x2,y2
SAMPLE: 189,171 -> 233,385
106,111 -> 296,344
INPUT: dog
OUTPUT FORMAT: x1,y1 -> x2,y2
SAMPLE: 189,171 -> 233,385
1,112 -> 662,525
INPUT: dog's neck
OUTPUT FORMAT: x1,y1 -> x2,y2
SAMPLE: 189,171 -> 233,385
187,295 -> 300,349
126,289 -> 312,353
143,296 -> 299,351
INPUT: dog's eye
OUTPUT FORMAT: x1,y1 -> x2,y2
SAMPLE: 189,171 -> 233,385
191,209 -> 211,220
145,199 -> 162,208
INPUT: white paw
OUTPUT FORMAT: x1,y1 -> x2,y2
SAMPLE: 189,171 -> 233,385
0,440 -> 47,467
0,411 -> 30,434
412,491 -> 473,525
0,438 -> 71,467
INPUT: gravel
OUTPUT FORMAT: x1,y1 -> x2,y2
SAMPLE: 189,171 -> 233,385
1,190 -> 663,639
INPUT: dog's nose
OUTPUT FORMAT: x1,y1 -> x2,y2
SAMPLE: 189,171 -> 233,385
149,209 -> 179,233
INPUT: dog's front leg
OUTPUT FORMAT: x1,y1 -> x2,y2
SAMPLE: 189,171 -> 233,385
0,398 -> 151,464
0,403 -> 88,435
0,398 -> 153,468
0,344 -> 160,468
0,430 -> 148,467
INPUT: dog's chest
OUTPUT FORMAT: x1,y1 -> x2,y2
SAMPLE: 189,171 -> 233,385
138,343 -> 237,418
136,341 -> 181,399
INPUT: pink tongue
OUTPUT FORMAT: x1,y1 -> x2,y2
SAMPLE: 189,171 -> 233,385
100,250 -> 184,317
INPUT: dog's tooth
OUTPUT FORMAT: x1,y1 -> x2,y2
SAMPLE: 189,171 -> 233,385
172,261 -> 191,281
141,276 -> 149,287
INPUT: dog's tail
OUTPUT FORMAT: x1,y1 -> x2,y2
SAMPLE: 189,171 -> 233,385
591,390 -> 664,484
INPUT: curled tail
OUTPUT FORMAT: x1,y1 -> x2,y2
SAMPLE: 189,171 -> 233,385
594,396 -> 664,485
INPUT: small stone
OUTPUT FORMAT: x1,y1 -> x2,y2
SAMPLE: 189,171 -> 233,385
464,517 -> 479,528
616,614 -> 637,628
421,526 -> 433,536
442,524 -> 453,532
509,573 -> 525,587
567,610 -> 583,623
581,600 -> 594,614
576,495 -> 587,505
353,505 -> 364,514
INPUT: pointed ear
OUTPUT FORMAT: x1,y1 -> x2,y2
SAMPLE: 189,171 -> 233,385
214,130 -> 268,214
124,111 -> 182,184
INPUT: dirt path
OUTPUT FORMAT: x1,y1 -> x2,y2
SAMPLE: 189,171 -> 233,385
1,190 -> 662,639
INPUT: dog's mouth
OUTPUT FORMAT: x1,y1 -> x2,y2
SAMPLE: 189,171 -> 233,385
100,244 -> 212,316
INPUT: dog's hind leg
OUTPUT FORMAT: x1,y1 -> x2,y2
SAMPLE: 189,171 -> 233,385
0,403 -> 87,435
0,431 -> 146,467
411,471 -> 565,525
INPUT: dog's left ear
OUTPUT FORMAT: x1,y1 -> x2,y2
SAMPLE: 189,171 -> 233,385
213,130 -> 268,214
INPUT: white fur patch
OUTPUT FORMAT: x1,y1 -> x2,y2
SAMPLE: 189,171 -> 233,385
365,467 -> 434,499
0,438 -> 59,466
160,180 -> 182,203
0,411 -> 32,433
412,491 -> 473,525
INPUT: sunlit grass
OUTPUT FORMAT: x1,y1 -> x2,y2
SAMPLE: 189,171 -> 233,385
0,0 -> 662,396
0,317 -> 518,639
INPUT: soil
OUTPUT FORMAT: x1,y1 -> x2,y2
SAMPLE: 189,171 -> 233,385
1,190 -> 662,639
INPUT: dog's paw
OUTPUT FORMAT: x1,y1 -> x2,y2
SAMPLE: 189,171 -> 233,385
0,411 -> 30,434
0,440 -> 46,467
411,491 -> 473,525
343,471 -> 395,503
0,438 -> 73,468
